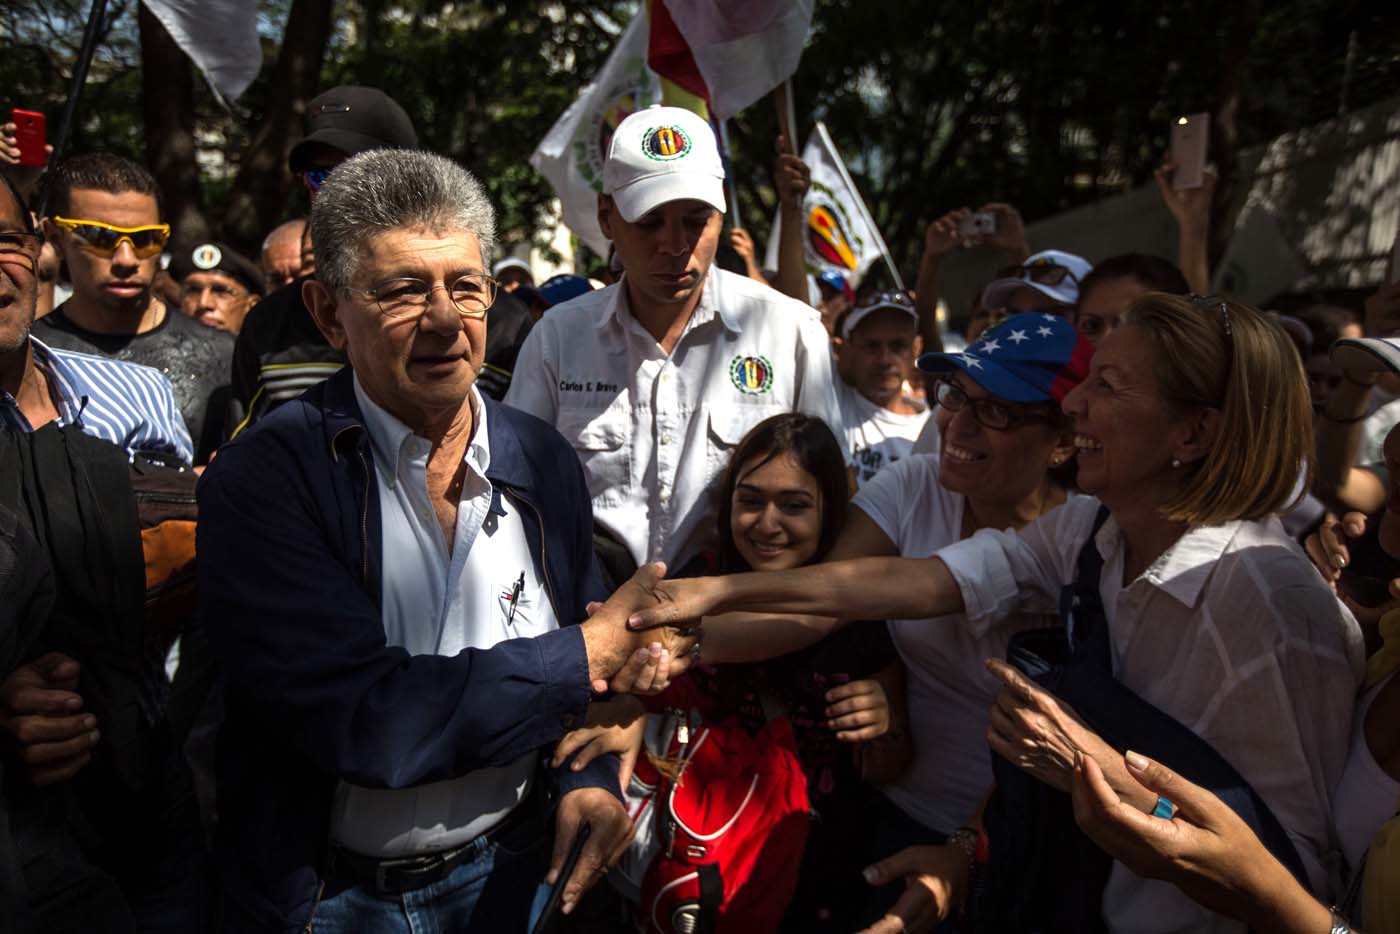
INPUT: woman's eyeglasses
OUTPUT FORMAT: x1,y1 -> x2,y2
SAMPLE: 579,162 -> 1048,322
51,216 -> 171,259
934,379 -> 1055,431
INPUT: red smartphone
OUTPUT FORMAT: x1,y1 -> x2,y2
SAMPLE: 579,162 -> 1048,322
11,109 -> 47,167
1170,112 -> 1209,190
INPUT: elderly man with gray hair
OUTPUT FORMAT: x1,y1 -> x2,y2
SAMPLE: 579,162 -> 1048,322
197,149 -> 693,933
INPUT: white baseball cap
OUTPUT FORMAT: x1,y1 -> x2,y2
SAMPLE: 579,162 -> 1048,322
981,249 -> 1094,310
603,105 -> 726,223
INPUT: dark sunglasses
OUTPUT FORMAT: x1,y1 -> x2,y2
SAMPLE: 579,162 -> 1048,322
301,168 -> 333,193
996,260 -> 1079,288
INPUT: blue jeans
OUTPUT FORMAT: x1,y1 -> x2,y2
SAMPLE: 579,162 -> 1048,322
310,808 -> 549,934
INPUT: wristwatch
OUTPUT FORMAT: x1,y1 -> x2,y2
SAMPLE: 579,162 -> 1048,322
1330,906 -> 1353,934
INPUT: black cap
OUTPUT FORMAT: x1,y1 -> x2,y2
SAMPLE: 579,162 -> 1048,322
288,86 -> 418,174
168,242 -> 265,296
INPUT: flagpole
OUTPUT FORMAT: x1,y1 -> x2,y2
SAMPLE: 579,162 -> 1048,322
716,118 -> 743,230
814,121 -> 906,291
774,79 -> 800,153
40,0 -> 109,215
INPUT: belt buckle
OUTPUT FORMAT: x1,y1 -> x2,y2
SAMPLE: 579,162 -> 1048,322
375,853 -> 437,893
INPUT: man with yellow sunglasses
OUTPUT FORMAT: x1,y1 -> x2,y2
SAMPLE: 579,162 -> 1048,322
36,152 -> 234,464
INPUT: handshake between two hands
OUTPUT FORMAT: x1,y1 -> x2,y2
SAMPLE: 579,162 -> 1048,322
578,563 -> 719,696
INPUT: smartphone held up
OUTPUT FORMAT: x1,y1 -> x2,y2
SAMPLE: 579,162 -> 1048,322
1169,112 -> 1209,190
10,109 -> 47,167
957,211 -> 996,240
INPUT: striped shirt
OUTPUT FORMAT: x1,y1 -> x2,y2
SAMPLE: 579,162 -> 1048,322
0,337 -> 194,466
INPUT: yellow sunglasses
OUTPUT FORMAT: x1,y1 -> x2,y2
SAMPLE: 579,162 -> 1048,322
52,216 -> 171,259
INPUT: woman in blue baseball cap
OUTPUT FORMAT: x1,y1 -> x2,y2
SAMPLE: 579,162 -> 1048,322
629,293 -> 1359,934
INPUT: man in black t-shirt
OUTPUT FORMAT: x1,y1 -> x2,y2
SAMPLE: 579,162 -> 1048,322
36,153 -> 233,464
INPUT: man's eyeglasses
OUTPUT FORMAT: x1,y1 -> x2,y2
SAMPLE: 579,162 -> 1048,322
934,379 -> 1055,431
0,231 -> 42,265
51,216 -> 170,259
996,259 -> 1079,288
351,275 -> 499,321
301,168 -> 333,193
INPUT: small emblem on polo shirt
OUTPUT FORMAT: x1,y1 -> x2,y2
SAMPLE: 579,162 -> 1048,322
729,355 -> 773,395
192,243 -> 222,269
642,125 -> 690,161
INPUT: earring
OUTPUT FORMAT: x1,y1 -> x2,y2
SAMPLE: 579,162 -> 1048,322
1050,454 -> 1066,466
1171,458 -> 1182,468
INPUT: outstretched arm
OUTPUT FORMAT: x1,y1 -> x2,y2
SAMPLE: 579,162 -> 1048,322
628,555 -> 964,631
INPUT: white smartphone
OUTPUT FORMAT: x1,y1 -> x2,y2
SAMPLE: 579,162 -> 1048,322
1170,113 -> 1210,190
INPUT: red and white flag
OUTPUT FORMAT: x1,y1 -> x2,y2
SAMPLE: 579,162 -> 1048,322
659,0 -> 814,120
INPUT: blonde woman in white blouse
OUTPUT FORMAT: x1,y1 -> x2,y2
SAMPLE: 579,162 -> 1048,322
628,294 -> 1365,934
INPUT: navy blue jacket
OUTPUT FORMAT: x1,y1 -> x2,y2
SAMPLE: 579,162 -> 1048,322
197,367 -> 615,929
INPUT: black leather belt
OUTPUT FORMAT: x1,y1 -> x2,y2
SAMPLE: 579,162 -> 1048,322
327,792 -> 540,895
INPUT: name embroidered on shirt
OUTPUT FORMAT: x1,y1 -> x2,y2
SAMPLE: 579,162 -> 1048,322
559,379 -> 620,393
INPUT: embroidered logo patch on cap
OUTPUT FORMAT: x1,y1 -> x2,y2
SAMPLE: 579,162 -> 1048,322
642,125 -> 691,161
192,244 -> 222,269
729,355 -> 773,395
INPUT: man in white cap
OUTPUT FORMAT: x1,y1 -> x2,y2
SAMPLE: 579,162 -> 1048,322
833,291 -> 930,486
980,248 -> 1093,316
492,257 -> 535,293
506,105 -> 845,576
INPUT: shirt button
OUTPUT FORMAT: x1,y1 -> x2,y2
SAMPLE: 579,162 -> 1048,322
660,434 -> 671,445
561,713 -> 577,728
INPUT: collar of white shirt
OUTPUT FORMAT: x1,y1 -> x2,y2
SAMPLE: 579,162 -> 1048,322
352,375 -> 489,484
1094,514 -> 1240,610
595,269 -> 742,342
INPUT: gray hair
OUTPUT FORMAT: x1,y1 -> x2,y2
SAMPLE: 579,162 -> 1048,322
310,149 -> 496,293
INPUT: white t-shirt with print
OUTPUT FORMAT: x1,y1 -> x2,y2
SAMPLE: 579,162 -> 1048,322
837,379 -> 930,488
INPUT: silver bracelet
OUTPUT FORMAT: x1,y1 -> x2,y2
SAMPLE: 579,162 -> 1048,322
1330,905 -> 1354,934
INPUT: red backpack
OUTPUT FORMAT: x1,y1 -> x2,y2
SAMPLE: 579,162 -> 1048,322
624,707 -> 811,934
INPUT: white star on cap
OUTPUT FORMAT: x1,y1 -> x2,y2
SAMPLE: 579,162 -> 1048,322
961,354 -> 984,369
1037,326 -> 1053,337
1041,314 -> 1057,321
979,338 -> 1002,353
1007,329 -> 1029,344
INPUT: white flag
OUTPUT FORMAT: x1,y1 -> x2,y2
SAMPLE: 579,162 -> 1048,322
141,0 -> 262,105
530,15 -> 662,258
764,122 -> 893,286
661,0 -> 813,121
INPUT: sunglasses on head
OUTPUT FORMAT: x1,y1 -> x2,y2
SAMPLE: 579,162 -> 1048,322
52,216 -> 170,259
995,260 -> 1079,288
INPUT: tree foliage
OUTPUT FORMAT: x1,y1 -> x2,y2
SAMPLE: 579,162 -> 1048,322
2,0 -> 1397,272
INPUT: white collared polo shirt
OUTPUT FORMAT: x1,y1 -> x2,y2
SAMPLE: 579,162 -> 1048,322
506,267 -> 846,569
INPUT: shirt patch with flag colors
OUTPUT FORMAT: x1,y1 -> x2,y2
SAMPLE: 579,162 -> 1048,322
730,355 -> 774,395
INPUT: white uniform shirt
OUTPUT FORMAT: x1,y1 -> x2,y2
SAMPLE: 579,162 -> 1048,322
330,379 -> 557,858
506,267 -> 846,568
851,454 -> 1076,833
936,496 -> 1364,934
836,379 -> 930,487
